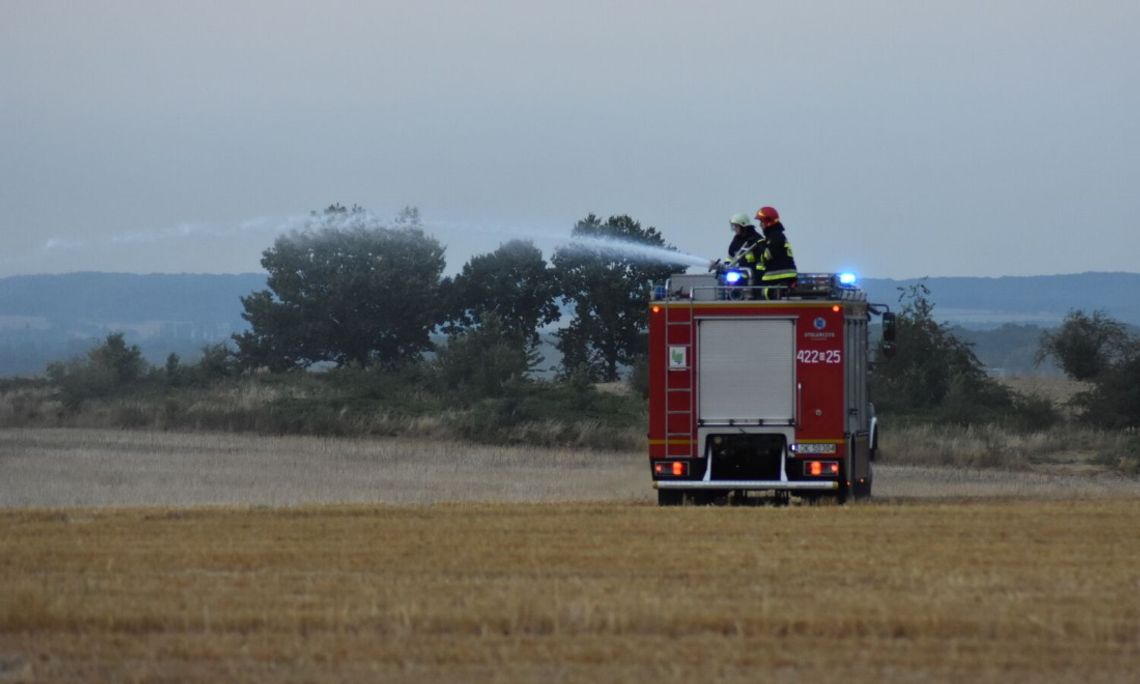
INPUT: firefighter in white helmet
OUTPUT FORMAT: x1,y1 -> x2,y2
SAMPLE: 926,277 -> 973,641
727,212 -> 764,287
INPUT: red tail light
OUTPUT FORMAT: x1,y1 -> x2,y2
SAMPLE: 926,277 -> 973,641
804,461 -> 840,477
653,461 -> 689,477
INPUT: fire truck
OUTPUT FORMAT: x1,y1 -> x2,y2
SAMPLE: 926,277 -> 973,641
647,270 -> 896,505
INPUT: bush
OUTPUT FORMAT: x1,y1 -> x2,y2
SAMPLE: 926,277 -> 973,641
1076,355 -> 1140,429
873,284 -> 1024,426
435,317 -> 536,401
46,333 -> 148,409
1005,392 -> 1061,432
627,355 -> 649,399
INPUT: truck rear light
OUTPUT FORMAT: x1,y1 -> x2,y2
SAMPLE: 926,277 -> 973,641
804,461 -> 839,477
653,461 -> 689,477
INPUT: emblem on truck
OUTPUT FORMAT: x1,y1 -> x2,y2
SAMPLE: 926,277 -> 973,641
669,346 -> 687,369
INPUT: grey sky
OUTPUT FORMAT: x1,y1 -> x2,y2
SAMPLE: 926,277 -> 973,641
2,0 -> 1138,279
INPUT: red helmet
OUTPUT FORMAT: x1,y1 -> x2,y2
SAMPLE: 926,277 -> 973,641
755,206 -> 780,222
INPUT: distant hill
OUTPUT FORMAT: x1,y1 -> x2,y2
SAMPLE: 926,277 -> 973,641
0,272 -> 266,326
1,271 -> 1138,377
860,272 -> 1140,327
0,273 -> 266,376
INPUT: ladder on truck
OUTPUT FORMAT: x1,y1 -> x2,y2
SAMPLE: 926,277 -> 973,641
663,298 -> 696,458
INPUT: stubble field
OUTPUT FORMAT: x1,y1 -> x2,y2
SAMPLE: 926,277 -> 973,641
2,427 -> 1139,682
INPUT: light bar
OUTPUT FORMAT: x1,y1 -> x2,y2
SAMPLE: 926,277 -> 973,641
837,272 -> 857,286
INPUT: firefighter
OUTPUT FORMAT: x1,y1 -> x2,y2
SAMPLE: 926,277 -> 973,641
754,206 -> 797,299
727,212 -> 764,287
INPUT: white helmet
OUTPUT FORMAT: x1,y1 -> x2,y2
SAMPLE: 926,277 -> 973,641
729,212 -> 751,228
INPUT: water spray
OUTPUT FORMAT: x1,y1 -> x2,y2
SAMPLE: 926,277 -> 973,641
32,212 -> 715,274
423,218 -> 711,271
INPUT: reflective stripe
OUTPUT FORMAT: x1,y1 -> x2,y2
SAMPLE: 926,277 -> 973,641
761,270 -> 797,281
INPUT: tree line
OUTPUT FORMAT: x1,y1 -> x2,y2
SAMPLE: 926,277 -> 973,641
233,204 -> 683,382
871,283 -> 1140,429
32,203 -> 1140,435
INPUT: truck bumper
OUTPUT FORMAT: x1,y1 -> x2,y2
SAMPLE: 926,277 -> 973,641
654,480 -> 838,492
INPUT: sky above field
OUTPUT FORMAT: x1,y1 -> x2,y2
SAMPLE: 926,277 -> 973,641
2,1 -> 1138,279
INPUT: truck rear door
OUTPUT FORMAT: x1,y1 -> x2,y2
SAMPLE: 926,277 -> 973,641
697,318 -> 795,424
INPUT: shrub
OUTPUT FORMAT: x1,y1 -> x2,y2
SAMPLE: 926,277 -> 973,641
46,333 -> 148,409
435,317 -> 536,401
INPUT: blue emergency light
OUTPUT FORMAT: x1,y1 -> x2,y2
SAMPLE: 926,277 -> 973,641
838,272 -> 857,286
724,270 -> 744,284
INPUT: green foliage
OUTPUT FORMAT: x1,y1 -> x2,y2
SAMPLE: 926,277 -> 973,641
234,204 -> 446,370
1036,309 -> 1140,428
1075,355 -> 1140,429
1036,310 -> 1134,381
627,354 -> 650,399
873,284 -> 1010,418
869,284 -> 1061,428
1006,392 -> 1062,432
46,333 -> 148,409
552,214 -> 685,381
192,343 -> 239,384
435,316 -> 538,400
164,353 -> 184,386
444,240 -> 561,350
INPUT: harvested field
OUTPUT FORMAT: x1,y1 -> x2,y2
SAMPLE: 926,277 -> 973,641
2,502 -> 1139,682
3,427 -> 1140,681
3,428 -> 1140,508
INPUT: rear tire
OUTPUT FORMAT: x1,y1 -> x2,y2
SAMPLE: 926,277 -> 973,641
657,489 -> 683,506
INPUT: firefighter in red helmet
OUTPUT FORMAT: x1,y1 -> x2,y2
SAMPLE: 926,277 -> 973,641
754,206 -> 797,299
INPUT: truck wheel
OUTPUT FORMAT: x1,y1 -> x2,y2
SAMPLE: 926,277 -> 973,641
657,489 -> 683,506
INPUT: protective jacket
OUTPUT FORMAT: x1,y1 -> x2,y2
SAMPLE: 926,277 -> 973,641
757,222 -> 796,283
728,226 -> 764,266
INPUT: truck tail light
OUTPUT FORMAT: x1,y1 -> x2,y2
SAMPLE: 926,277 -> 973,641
653,461 -> 689,477
804,461 -> 840,477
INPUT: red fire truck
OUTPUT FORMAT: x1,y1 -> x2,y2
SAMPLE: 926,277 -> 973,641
647,271 -> 895,505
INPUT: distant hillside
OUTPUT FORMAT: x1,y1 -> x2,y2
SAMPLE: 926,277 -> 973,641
0,273 -> 266,376
860,272 -> 1140,327
0,272 -> 266,326
1,271 -> 1138,377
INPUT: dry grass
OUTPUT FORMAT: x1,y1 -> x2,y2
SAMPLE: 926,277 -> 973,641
0,428 -> 647,508
878,422 -> 1136,474
4,428 -> 1140,510
999,374 -> 1091,408
1,502 -> 1139,682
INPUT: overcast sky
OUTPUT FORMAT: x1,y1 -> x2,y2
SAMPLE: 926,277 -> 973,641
2,1 -> 1137,279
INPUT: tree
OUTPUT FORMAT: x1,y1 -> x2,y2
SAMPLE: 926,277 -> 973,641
1035,310 -> 1134,381
47,333 -> 148,408
234,204 -> 446,370
1036,309 -> 1140,428
551,214 -> 686,381
1078,355 -> 1140,429
444,240 -> 560,350
435,315 -> 537,400
872,283 -> 1013,420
